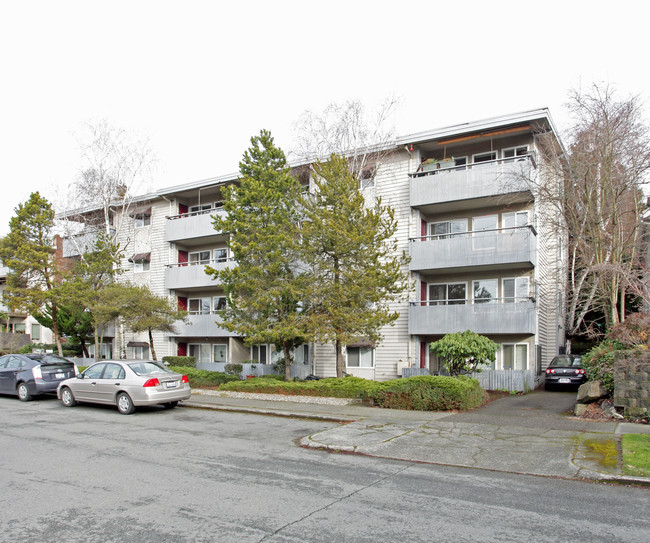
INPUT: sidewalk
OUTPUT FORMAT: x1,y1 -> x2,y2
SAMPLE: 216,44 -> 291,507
183,389 -> 650,485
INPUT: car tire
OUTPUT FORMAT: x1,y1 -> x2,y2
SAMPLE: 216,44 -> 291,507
17,382 -> 32,402
60,387 -> 77,407
163,401 -> 179,409
116,392 -> 135,415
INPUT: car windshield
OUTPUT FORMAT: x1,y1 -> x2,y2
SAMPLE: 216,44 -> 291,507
25,354 -> 71,365
549,356 -> 582,367
128,362 -> 172,376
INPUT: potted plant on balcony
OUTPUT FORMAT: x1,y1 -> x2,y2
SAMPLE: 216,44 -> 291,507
438,157 -> 456,170
421,158 -> 438,172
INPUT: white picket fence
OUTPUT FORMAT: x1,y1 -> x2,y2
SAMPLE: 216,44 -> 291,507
402,368 -> 536,393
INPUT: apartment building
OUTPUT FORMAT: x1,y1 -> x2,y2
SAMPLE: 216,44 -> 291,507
63,108 -> 566,384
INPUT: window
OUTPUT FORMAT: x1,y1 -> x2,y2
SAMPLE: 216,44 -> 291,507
189,251 -> 211,265
503,277 -> 529,303
472,214 -> 498,250
189,203 -> 212,215
502,146 -> 528,162
502,344 -> 528,370
502,211 -> 529,229
429,219 -> 467,240
189,343 -> 211,363
134,259 -> 150,272
473,279 -> 498,303
213,344 -> 228,363
473,151 -> 497,164
213,296 -> 227,311
188,297 -> 211,315
213,248 -> 227,263
293,344 -> 310,365
251,344 -> 268,364
428,283 -> 466,305
103,363 -> 126,380
360,167 -> 375,189
84,364 -> 106,379
134,213 -> 151,228
133,346 -> 149,360
31,323 -> 41,341
14,323 -> 26,334
347,346 -> 374,368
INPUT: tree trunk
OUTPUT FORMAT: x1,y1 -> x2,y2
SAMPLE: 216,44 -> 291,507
148,328 -> 157,361
50,304 -> 64,357
283,343 -> 292,381
335,339 -> 344,378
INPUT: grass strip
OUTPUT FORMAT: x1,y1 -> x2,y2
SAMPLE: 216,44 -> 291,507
622,434 -> 650,478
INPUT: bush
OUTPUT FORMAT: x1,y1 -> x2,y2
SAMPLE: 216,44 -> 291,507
581,341 -> 623,395
163,356 -> 196,367
169,366 -> 240,387
220,376 -> 381,398
367,375 -> 486,411
224,363 -> 243,376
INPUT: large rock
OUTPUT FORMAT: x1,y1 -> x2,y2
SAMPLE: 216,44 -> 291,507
576,380 -> 609,404
574,403 -> 589,416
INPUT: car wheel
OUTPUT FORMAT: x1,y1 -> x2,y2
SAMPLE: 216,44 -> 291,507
17,382 -> 32,402
116,392 -> 135,415
163,401 -> 179,409
60,387 -> 77,407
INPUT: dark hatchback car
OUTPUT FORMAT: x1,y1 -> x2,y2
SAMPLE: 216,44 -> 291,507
545,355 -> 586,390
0,354 -> 78,401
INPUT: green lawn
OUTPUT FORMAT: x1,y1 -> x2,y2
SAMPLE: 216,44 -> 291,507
622,434 -> 650,478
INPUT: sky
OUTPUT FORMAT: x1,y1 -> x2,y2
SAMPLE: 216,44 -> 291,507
1,0 -> 649,236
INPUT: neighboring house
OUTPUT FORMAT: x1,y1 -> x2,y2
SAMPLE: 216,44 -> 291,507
61,109 -> 567,384
0,261 -> 54,350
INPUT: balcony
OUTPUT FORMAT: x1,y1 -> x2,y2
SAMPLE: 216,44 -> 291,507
410,156 -> 535,211
170,313 -> 238,337
165,259 -> 234,291
61,229 -> 116,258
165,209 -> 227,245
410,226 -> 536,273
408,299 -> 536,336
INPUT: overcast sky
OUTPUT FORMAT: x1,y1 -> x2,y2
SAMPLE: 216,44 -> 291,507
1,0 -> 648,236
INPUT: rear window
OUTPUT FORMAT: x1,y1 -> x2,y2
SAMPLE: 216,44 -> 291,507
128,362 -> 173,376
549,356 -> 582,367
26,354 -> 72,365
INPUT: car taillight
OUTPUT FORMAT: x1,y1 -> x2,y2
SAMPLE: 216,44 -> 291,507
32,366 -> 43,380
546,368 -> 555,374
575,369 -> 585,375
181,375 -> 189,384
143,378 -> 160,387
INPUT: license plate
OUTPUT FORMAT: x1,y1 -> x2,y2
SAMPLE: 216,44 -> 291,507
558,378 -> 571,384
165,381 -> 178,388
55,373 -> 65,379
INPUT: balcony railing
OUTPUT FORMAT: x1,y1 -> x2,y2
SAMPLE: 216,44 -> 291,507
409,226 -> 536,271
61,228 -> 117,258
165,209 -> 227,243
165,258 -> 234,290
410,156 -> 535,208
170,312 -> 238,337
408,298 -> 536,335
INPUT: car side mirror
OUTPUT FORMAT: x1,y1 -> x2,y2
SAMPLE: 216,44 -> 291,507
76,374 -> 84,379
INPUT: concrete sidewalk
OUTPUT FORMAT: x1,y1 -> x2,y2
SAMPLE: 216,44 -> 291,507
183,389 -> 650,485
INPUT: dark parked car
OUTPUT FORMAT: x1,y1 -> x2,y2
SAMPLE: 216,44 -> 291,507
545,355 -> 586,390
0,353 -> 78,401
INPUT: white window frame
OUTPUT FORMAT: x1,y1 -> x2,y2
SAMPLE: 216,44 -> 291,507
134,213 -> 151,228
189,343 -> 211,363
133,259 -> 150,273
502,145 -> 528,162
189,250 -> 211,265
213,296 -> 227,311
213,248 -> 228,263
188,297 -> 211,315
212,343 -> 228,363
472,151 -> 497,164
429,219 -> 468,240
500,343 -> 529,370
502,277 -> 530,303
473,279 -> 498,304
133,346 -> 149,360
346,346 -> 374,368
472,214 -> 498,250
189,203 -> 213,215
428,282 -> 467,305
502,211 -> 529,229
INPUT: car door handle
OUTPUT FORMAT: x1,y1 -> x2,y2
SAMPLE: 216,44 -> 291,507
114,383 -> 121,386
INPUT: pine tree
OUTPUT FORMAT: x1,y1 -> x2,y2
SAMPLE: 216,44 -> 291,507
302,154 -> 409,377
209,130 -> 310,379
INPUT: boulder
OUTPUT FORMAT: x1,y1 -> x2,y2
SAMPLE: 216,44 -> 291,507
576,380 -> 609,404
574,403 -> 589,416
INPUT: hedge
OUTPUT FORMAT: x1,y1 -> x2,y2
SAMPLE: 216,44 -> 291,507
220,376 -> 381,399
367,375 -> 485,411
169,366 -> 239,387
163,356 -> 196,368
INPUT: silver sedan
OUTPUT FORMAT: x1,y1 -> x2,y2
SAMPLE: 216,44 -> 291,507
57,361 -> 191,414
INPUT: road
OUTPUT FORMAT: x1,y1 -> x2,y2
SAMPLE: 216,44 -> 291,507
0,396 -> 648,543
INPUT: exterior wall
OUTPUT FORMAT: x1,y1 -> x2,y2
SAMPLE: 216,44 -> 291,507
614,351 -> 650,416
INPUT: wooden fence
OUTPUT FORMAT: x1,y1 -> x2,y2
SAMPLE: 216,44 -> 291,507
402,368 -> 536,393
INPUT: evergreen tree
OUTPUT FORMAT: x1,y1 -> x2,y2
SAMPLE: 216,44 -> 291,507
302,154 -> 409,377
209,130 -> 310,379
0,193 -> 65,355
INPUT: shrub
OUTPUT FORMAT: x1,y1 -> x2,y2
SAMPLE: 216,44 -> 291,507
163,356 -> 196,367
367,375 -> 485,411
220,376 -> 381,398
224,363 -> 243,376
581,340 -> 623,395
169,366 -> 239,387
608,312 -> 650,348
429,331 -> 498,376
